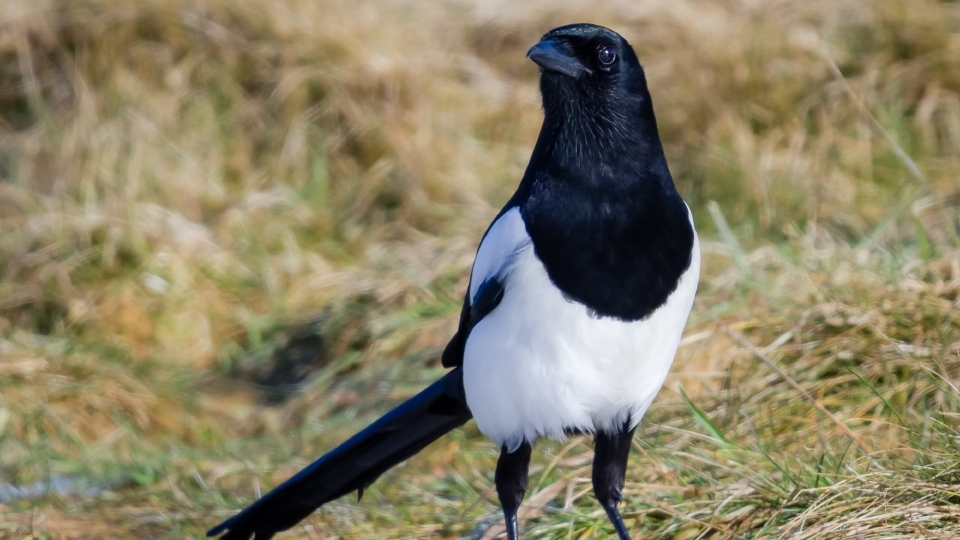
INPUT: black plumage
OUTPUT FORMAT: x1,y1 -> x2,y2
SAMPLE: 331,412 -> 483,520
515,24 -> 693,322
207,371 -> 470,540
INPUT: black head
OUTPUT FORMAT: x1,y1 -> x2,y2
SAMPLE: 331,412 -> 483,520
525,24 -> 666,183
527,24 -> 642,86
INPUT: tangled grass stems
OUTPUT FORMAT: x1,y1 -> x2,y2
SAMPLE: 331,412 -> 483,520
1,0 -> 960,538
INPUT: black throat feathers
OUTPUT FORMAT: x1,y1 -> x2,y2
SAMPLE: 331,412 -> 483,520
509,24 -> 694,321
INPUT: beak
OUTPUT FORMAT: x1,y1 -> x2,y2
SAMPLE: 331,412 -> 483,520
526,40 -> 590,79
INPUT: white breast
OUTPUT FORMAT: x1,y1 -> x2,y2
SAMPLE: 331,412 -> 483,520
462,207 -> 700,451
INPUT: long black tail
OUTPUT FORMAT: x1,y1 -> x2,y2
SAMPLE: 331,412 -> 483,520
208,368 -> 472,540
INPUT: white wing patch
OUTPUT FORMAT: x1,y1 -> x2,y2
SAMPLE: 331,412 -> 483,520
468,207 -> 532,304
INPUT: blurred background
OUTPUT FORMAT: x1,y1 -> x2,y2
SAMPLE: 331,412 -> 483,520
1,0 -> 959,538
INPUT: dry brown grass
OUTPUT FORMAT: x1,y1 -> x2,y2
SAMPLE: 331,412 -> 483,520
1,0 -> 960,538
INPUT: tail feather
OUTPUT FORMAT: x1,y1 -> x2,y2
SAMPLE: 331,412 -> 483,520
208,368 -> 472,540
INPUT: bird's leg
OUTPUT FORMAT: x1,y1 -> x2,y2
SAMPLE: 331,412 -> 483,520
495,441 -> 532,540
593,422 -> 637,540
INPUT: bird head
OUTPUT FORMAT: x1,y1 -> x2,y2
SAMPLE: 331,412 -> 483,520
525,24 -> 664,182
528,25 -> 639,80
528,24 -> 650,110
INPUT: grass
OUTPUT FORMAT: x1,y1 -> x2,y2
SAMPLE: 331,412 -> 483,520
1,0 -> 960,538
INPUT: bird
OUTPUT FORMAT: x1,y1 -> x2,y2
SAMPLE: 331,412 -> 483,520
208,22 -> 699,540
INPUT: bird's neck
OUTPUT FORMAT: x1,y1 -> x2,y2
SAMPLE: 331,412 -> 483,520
528,96 -> 675,195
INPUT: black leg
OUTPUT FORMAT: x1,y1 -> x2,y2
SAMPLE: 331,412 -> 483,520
593,422 -> 637,540
495,441 -> 532,540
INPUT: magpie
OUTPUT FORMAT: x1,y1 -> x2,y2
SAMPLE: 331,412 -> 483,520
208,23 -> 699,540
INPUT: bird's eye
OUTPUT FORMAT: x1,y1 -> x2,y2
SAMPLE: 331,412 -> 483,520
598,46 -> 616,66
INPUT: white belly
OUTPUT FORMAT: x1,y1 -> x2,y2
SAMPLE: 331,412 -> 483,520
463,232 -> 700,451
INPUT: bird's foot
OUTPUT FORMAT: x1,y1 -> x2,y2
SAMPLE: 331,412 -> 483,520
504,506 -> 520,540
601,501 -> 632,540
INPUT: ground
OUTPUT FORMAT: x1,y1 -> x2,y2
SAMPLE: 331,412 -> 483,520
1,0 -> 960,538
